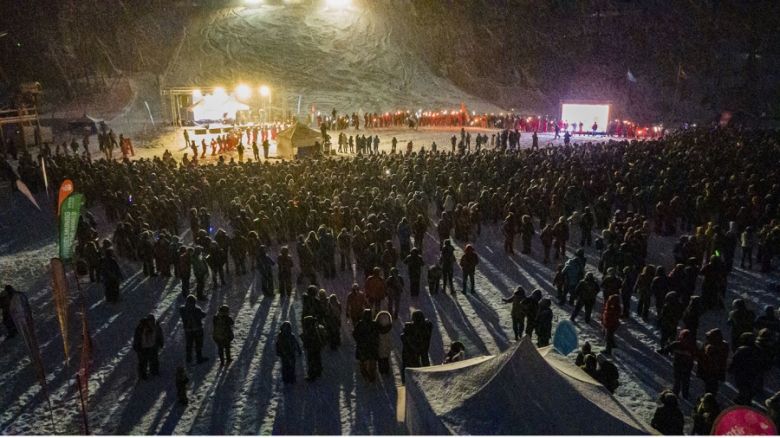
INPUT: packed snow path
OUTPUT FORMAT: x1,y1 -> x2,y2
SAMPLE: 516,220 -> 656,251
1,184 -> 779,434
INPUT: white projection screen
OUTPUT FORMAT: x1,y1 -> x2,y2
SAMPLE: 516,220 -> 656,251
561,103 -> 610,131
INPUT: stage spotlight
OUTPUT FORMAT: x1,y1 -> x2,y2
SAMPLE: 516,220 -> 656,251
235,84 -> 252,100
325,0 -> 350,9
259,85 -> 271,97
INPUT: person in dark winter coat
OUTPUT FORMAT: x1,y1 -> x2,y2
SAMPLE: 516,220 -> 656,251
386,268 -> 404,320
620,265 -> 636,318
728,299 -> 756,351
444,341 -> 466,364
596,353 -> 620,393
503,286 -> 527,340
401,310 -> 433,381
729,332 -> 763,405
277,246 -> 294,296
535,298 -> 553,347
575,341 -> 592,367
521,289 -> 542,337
651,390 -> 685,435
212,305 -> 235,366
100,248 -> 124,303
699,328 -> 729,395
132,314 -> 164,380
691,393 -> 720,435
440,239 -> 456,294
179,295 -> 208,364
365,267 -> 386,314
650,266 -> 670,316
404,248 -> 425,297
658,291 -> 683,348
459,244 -> 479,294
176,366 -> 189,405
178,247 -> 192,298
257,245 -> 275,296
375,311 -> 393,375
301,315 -> 324,381
658,329 -> 697,399
191,246 -> 209,301
326,294 -> 342,349
682,295 -> 704,340
276,321 -> 302,384
602,294 -> 621,355
571,272 -> 599,323
520,215 -> 534,254
427,262 -> 442,295
353,309 -> 380,382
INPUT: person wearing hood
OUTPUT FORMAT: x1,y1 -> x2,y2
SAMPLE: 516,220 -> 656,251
602,294 -> 622,355
179,295 -> 208,364
386,267 -> 404,320
691,393 -> 720,435
346,284 -> 369,327
682,295 -> 704,340
459,244 -> 479,294
571,272 -> 599,323
212,305 -> 235,366
444,341 -> 466,364
659,291 -> 683,348
503,287 -> 527,340
698,328 -> 729,395
276,321 -> 302,384
257,245 -> 276,296
326,294 -> 342,350
132,314 -> 164,380
440,239 -> 456,294
729,332 -> 763,405
277,246 -> 294,296
575,341 -> 592,367
651,390 -> 685,435
365,267 -> 386,314
535,298 -> 553,347
192,246 -> 210,301
375,311 -> 394,375
100,248 -> 124,303
728,298 -> 756,351
353,309 -> 380,382
521,289 -> 543,338
404,247 -> 425,297
658,329 -> 697,399
401,310 -> 433,382
301,315 -> 324,381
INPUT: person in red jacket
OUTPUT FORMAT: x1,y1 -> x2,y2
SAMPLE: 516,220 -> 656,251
364,267 -> 386,314
602,294 -> 622,355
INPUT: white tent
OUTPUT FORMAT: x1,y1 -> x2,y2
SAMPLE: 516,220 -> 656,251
401,338 -> 655,435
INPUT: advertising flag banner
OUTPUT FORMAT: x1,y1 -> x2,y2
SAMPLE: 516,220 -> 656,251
59,193 -> 84,261
50,257 -> 70,361
9,291 -> 47,388
57,179 -> 74,215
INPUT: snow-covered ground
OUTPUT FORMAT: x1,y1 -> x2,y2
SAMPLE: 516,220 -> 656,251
1,137 -> 780,434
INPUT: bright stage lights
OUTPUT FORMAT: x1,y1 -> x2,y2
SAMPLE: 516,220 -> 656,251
235,84 -> 252,100
259,85 -> 271,97
325,0 -> 350,9
213,86 -> 226,95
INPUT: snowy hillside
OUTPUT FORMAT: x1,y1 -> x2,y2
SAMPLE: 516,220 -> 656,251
163,2 -> 504,114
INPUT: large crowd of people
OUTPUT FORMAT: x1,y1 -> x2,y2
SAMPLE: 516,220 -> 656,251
2,125 -> 780,433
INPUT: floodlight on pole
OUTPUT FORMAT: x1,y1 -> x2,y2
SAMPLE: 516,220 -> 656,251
259,85 -> 271,98
235,84 -> 252,100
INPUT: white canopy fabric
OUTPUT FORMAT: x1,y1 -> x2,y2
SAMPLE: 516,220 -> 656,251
402,338 -> 655,435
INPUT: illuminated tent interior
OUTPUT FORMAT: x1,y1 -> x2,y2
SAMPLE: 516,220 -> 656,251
561,103 -> 610,131
275,122 -> 322,159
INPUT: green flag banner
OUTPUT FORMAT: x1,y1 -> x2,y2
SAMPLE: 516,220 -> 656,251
59,193 -> 85,261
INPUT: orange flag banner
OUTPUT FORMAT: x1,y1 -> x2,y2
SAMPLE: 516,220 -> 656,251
57,179 -> 74,216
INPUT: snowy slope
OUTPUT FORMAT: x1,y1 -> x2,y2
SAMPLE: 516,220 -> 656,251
164,3 -> 503,114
